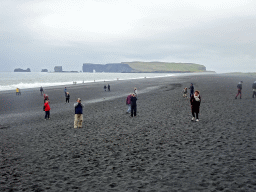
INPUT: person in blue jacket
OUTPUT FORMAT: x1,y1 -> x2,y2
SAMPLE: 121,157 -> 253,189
131,94 -> 137,117
74,98 -> 84,128
189,83 -> 194,98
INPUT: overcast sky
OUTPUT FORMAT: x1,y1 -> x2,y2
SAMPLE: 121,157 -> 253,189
1,0 -> 256,72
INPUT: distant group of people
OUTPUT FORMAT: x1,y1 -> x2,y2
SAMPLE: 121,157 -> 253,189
104,84 -> 110,91
17,79 -> 256,126
234,81 -> 256,99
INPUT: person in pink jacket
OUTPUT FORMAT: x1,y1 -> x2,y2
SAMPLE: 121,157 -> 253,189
126,93 -> 132,113
44,100 -> 51,120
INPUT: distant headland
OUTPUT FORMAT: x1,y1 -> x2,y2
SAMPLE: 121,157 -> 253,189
14,68 -> 31,72
82,62 -> 209,73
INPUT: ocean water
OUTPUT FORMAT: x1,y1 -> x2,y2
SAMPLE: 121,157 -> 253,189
0,72 -> 176,91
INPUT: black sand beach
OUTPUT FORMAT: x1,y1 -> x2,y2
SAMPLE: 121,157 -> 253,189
1,74 -> 256,191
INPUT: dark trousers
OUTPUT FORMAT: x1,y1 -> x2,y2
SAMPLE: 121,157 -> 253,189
131,105 -> 137,117
253,91 -> 256,98
66,98 -> 69,103
16,92 -> 21,95
40,91 -> 43,95
45,111 -> 50,119
190,92 -> 194,98
236,89 -> 242,98
192,109 -> 199,119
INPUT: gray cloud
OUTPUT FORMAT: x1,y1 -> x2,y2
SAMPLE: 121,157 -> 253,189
1,0 -> 256,72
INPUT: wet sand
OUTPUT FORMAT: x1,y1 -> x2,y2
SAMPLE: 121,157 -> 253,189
1,74 -> 256,191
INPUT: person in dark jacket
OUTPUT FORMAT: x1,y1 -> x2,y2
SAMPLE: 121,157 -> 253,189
235,81 -> 243,99
66,92 -> 70,103
189,83 -> 194,98
108,84 -> 110,91
40,86 -> 44,95
64,87 -> 67,97
190,90 -> 201,122
252,81 -> 256,98
126,93 -> 132,113
131,94 -> 137,117
104,85 -> 107,91
44,100 -> 51,120
74,98 -> 84,128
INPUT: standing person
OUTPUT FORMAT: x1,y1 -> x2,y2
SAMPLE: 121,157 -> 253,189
252,81 -> 256,98
40,86 -> 44,95
126,93 -> 132,114
131,93 -> 137,117
74,98 -> 84,128
66,92 -> 70,103
64,87 -> 67,97
189,83 -> 194,98
235,81 -> 243,99
134,87 -> 138,98
44,94 -> 49,103
108,84 -> 110,91
44,100 -> 51,120
183,87 -> 188,98
104,85 -> 107,91
16,88 -> 19,95
190,90 -> 201,122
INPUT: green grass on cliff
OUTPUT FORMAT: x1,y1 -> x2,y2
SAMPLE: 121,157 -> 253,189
122,62 -> 206,72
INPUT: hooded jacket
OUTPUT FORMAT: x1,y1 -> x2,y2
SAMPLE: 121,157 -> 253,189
44,102 -> 50,111
126,95 -> 132,105
237,82 -> 242,90
74,102 -> 84,114
252,82 -> 256,89
190,94 -> 201,110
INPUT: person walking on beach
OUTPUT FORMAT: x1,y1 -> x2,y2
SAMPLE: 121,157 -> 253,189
40,86 -> 44,95
190,90 -> 201,122
189,83 -> 194,98
104,85 -> 107,91
235,81 -> 243,99
183,87 -> 188,98
74,98 -> 84,128
64,87 -> 67,97
16,88 -> 21,95
131,93 -> 137,117
66,92 -> 70,103
108,84 -> 110,91
126,93 -> 132,114
44,100 -> 51,120
252,81 -> 256,98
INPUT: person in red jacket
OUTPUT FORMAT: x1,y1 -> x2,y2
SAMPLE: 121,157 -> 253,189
44,100 -> 51,120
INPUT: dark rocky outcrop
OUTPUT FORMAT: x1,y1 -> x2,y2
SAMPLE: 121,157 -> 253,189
14,68 -> 31,72
41,69 -> 48,72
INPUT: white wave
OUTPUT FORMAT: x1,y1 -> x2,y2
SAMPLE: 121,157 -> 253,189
0,81 -> 74,91
0,73 -> 179,91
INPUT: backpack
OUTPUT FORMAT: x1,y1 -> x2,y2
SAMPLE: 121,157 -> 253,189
253,83 -> 256,89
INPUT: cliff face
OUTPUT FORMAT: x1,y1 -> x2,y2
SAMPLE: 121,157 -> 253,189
83,63 -> 133,73
83,62 -> 208,73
